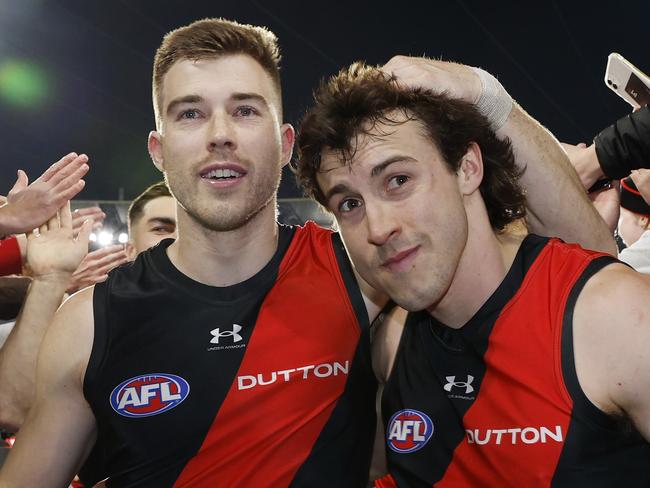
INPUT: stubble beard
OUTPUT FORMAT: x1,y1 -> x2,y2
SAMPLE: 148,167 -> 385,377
164,166 -> 282,233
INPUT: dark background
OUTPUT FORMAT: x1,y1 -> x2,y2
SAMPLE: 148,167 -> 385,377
0,0 -> 647,200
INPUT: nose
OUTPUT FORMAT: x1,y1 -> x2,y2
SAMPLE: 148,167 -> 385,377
207,112 -> 237,152
365,203 -> 400,247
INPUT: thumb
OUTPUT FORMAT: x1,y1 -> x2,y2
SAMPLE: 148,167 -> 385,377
9,170 -> 29,194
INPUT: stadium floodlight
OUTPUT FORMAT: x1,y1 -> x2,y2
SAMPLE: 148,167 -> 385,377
118,232 -> 129,244
98,231 -> 114,247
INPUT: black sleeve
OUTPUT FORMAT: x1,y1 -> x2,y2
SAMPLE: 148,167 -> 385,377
594,105 -> 650,179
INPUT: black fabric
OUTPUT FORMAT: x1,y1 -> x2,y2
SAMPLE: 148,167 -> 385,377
595,105 -> 650,180
82,227 -> 295,487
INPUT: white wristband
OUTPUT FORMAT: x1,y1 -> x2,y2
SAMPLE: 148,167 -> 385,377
472,67 -> 513,131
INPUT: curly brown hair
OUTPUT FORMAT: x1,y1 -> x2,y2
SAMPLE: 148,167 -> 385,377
152,18 -> 282,128
294,62 -> 526,231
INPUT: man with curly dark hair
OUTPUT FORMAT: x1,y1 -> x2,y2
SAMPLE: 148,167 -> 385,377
295,58 -> 650,486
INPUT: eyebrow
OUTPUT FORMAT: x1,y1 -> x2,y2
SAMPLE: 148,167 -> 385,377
166,94 -> 203,116
322,155 -> 417,203
231,92 -> 269,108
147,217 -> 176,227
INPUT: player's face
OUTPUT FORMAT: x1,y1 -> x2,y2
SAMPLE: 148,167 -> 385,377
149,54 -> 294,232
317,119 -> 469,312
127,196 -> 177,259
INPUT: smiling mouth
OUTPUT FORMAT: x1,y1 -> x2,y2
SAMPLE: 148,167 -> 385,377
381,246 -> 420,271
200,168 -> 245,181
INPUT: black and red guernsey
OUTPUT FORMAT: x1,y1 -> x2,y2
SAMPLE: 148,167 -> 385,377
376,235 -> 650,487
82,222 -> 376,487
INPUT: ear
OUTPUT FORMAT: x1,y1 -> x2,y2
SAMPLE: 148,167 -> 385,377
280,123 -> 295,168
639,215 -> 650,229
148,131 -> 165,172
457,142 -> 483,196
125,241 -> 137,261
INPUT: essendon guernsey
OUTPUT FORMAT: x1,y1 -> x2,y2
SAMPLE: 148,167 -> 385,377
82,222 -> 376,487
376,235 -> 650,487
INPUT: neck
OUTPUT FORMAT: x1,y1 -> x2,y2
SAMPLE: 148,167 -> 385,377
167,200 -> 279,287
428,214 -> 525,329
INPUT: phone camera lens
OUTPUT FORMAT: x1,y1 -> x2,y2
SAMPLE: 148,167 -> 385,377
612,83 -> 618,89
607,79 -> 612,85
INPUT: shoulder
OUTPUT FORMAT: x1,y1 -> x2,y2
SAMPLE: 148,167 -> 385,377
573,263 -> 650,416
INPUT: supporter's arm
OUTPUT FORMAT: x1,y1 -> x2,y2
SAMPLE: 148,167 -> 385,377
0,287 -> 97,486
573,263 -> 650,441
0,153 -> 89,236
381,56 -> 616,255
0,204 -> 91,430
67,244 -> 128,294
594,105 -> 650,181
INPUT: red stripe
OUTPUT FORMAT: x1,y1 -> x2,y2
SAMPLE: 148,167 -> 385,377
437,241 -> 594,486
0,236 -> 22,276
174,223 -> 361,486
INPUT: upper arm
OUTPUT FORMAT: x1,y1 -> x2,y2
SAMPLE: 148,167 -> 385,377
573,264 -> 650,440
498,104 -> 616,255
0,287 -> 97,487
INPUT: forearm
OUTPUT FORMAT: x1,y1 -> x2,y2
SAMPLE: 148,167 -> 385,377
0,277 -> 68,430
594,105 -> 650,180
498,104 -> 616,254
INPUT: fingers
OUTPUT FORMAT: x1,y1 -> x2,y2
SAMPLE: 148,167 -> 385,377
39,152 -> 79,183
52,159 -> 89,201
72,207 -> 105,234
48,154 -> 88,187
46,210 -> 60,231
60,201 -> 73,230
75,218 -> 94,249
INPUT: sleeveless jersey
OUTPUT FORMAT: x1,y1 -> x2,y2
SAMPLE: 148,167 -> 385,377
83,222 -> 377,487
376,235 -> 650,487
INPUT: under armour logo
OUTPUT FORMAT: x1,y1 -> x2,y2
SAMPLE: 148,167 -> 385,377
210,324 -> 243,344
443,375 -> 474,394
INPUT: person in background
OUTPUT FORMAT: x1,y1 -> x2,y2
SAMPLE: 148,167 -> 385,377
617,174 -> 650,273
125,181 -> 176,260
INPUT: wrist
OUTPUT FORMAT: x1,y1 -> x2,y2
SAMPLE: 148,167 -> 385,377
32,271 -> 73,287
471,67 -> 513,131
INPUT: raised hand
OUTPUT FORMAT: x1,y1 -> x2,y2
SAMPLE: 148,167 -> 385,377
25,202 -> 92,283
71,206 -> 105,236
0,153 -> 89,236
67,244 -> 128,294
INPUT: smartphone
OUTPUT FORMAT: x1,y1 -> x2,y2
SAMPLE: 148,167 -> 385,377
604,53 -> 650,108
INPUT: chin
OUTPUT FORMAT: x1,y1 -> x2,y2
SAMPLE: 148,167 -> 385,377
387,288 -> 437,313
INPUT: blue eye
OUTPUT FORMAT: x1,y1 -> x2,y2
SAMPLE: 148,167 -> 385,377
180,109 -> 200,120
236,106 -> 258,117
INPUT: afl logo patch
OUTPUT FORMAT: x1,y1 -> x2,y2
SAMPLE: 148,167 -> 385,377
387,409 -> 434,453
110,373 -> 190,418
